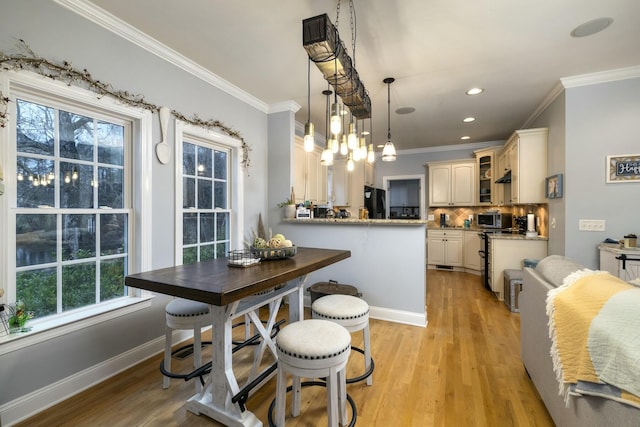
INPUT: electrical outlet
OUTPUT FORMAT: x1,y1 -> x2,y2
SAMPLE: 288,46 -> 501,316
579,219 -> 606,231
427,214 -> 434,221
445,214 -> 450,221
468,214 -> 474,221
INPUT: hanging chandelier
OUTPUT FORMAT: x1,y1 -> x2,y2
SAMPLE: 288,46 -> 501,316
302,0 -> 376,169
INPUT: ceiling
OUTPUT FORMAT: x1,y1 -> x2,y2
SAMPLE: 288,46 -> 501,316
89,0 -> 640,151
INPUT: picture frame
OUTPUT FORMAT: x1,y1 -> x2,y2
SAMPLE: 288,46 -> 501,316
545,174 -> 563,199
606,154 -> 640,183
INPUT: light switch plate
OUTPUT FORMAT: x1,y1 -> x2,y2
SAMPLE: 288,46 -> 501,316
427,214 -> 434,221
579,219 -> 606,231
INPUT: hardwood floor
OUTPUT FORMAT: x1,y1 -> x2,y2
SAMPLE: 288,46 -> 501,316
17,270 -> 554,426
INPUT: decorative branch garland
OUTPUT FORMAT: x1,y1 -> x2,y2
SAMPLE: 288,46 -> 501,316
0,39 -> 251,169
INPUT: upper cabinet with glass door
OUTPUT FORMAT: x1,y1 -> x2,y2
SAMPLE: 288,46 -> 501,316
474,147 -> 500,206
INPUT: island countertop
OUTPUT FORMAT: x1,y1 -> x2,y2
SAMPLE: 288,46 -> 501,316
283,218 -> 427,226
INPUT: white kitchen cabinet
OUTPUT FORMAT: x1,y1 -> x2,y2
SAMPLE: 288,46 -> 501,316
489,237 -> 547,300
499,128 -> 548,205
428,161 -> 476,206
463,230 -> 483,271
599,244 -> 640,282
331,159 -> 350,206
428,229 -> 463,267
294,138 -> 327,205
364,162 -> 375,187
474,147 -> 500,205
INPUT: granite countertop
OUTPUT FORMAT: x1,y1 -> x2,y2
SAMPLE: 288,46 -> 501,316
488,232 -> 548,241
283,218 -> 427,226
598,242 -> 640,253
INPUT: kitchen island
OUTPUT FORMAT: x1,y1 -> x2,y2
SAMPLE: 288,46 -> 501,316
278,218 -> 427,327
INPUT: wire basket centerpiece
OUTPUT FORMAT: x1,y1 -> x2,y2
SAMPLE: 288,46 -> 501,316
227,249 -> 261,268
250,245 -> 297,260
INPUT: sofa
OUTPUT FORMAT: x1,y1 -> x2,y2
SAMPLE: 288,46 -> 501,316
520,255 -> 640,427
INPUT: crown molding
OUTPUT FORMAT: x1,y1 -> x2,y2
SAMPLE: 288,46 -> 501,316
54,0 -> 268,113
560,65 -> 640,88
396,140 -> 505,156
268,100 -> 301,115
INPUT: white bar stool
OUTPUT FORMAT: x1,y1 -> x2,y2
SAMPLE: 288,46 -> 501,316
162,298 -> 210,391
312,294 -> 374,385
273,319 -> 353,426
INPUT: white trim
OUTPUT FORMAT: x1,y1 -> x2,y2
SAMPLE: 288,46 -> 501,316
395,140 -> 505,156
53,0 -> 268,114
0,328 -> 195,426
382,174 -> 427,221
521,80 -> 565,129
268,100 -> 302,114
560,65 -> 640,88
370,305 -> 426,328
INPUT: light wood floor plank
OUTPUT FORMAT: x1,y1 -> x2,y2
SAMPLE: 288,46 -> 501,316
16,270 -> 553,426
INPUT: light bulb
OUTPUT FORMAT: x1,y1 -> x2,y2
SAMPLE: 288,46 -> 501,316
303,122 -> 315,152
340,138 -> 348,156
330,103 -> 342,135
330,137 -> 339,154
367,144 -> 375,163
64,174 -> 71,184
347,122 -> 357,149
320,147 -> 333,166
72,169 -> 78,180
17,173 -> 23,181
347,153 -> 354,171
353,146 -> 362,161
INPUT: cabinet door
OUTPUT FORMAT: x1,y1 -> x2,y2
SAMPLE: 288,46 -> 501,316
429,164 -> 451,206
332,159 -> 351,206
464,232 -> 482,270
451,163 -> 475,205
428,238 -> 446,265
350,160 -> 365,209
445,238 -> 463,266
364,162 -> 375,186
307,148 -> 328,204
293,141 -> 307,204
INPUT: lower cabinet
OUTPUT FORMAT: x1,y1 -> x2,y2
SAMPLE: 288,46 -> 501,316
599,245 -> 640,282
489,237 -> 547,300
463,231 -> 482,271
428,230 -> 463,267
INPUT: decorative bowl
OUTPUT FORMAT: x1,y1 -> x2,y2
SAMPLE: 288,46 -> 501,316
250,245 -> 297,260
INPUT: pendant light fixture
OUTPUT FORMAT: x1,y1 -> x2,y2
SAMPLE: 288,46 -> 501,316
303,58 -> 315,152
382,77 -> 397,162
321,88 -> 334,166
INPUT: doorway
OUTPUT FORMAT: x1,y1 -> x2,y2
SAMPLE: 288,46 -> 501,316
383,175 -> 425,220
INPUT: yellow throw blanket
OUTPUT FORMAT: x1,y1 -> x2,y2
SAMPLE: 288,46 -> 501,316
546,269 -> 640,408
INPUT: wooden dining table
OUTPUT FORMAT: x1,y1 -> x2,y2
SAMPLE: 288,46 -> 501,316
125,246 -> 351,427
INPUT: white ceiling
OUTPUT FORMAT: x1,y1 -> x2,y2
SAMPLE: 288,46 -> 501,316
89,0 -> 640,151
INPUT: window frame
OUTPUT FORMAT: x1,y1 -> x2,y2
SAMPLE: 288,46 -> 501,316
174,120 -> 244,265
0,71 -> 153,353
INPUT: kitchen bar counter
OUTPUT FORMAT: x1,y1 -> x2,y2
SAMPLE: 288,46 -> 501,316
284,218 -> 427,225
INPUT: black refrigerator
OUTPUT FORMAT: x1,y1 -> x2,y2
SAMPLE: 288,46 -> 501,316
364,186 -> 386,219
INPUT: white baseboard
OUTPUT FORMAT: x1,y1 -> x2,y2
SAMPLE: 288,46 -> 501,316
369,306 -> 427,328
0,330 -> 192,426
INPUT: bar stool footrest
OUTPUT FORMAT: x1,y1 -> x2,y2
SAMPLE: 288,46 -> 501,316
346,345 -> 375,384
267,380 -> 357,427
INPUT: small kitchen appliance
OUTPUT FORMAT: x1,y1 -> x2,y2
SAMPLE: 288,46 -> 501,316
476,212 -> 513,229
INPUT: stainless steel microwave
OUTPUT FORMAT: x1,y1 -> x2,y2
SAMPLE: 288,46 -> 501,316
477,212 -> 513,229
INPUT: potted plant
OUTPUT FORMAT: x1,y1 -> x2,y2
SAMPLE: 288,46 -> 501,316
6,300 -> 33,333
278,187 -> 297,219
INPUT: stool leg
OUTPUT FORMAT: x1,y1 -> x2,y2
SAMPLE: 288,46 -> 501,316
275,363 -> 287,426
193,320 -> 202,393
364,324 -> 373,386
291,375 -> 301,417
326,368 -> 339,427
163,325 -> 172,389
338,367 -> 348,426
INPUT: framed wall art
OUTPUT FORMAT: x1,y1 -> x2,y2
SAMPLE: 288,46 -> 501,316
545,174 -> 563,199
607,154 -> 640,183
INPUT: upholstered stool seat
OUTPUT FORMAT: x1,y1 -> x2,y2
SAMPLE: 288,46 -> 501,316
274,319 -> 353,426
312,294 -> 374,385
162,298 -> 210,391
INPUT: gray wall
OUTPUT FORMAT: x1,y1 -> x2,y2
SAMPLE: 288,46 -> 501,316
533,77 -> 640,268
0,0 -> 270,406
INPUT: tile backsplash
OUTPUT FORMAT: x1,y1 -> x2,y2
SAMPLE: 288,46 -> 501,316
427,205 -> 548,236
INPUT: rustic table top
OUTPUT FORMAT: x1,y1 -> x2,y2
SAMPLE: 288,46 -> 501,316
125,247 -> 351,306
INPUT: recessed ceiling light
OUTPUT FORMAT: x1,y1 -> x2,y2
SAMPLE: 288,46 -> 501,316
460,136 -> 471,140
463,117 -> 476,123
395,107 -> 415,115
466,88 -> 484,95
570,17 -> 613,37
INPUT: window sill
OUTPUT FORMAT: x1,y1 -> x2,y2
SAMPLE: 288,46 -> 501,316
0,296 -> 153,356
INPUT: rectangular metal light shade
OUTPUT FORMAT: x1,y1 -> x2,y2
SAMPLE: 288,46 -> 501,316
303,14 -> 372,119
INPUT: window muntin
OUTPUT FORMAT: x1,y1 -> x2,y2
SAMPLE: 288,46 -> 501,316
181,140 -> 230,264
13,96 -> 131,321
